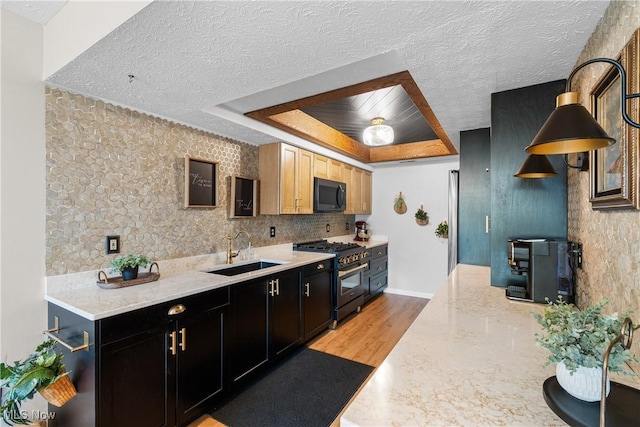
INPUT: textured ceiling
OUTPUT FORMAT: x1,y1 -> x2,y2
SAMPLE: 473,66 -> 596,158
8,1 -> 611,158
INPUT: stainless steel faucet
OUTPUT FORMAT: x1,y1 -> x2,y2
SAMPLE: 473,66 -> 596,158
226,230 -> 251,264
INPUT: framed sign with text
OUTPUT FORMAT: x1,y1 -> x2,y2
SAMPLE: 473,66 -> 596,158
184,155 -> 219,208
229,176 -> 257,218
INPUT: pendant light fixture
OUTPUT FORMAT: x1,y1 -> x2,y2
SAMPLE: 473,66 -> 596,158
363,117 -> 394,146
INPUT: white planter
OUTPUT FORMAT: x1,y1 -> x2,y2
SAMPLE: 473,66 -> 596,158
556,361 -> 610,402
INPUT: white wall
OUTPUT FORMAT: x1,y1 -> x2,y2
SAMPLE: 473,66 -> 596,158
0,7 -> 47,403
362,157 -> 460,298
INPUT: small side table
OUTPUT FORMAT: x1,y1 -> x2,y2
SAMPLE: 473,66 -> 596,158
543,376 -> 640,427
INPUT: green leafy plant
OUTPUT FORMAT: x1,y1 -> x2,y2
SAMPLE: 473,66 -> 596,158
414,206 -> 428,221
0,339 -> 69,425
109,253 -> 151,273
394,193 -> 405,209
435,220 -> 448,238
532,297 -> 638,375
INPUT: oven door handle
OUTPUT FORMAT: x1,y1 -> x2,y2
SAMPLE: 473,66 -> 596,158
339,263 -> 368,278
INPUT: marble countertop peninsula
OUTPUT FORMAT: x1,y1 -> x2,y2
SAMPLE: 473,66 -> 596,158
341,264 -> 566,426
45,243 -> 332,321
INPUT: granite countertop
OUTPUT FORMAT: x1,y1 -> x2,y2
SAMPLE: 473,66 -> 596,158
341,264 -> 566,426
45,244 -> 333,321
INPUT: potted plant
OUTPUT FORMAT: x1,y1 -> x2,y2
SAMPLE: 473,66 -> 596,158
414,205 -> 429,225
435,220 -> 448,238
0,339 -> 76,425
532,297 -> 638,402
110,253 -> 151,281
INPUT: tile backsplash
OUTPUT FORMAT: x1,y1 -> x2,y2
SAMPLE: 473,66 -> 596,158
46,87 -> 354,275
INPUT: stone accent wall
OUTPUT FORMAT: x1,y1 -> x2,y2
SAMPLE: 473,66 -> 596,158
46,87 -> 354,275
568,2 -> 640,341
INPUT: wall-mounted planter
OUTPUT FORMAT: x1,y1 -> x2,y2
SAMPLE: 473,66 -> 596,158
394,192 -> 407,214
415,204 -> 429,226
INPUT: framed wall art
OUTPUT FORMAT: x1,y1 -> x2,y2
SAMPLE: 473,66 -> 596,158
589,29 -> 639,210
229,176 -> 257,218
184,155 -> 219,208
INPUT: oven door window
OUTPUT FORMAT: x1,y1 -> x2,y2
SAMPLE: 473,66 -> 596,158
341,270 -> 362,296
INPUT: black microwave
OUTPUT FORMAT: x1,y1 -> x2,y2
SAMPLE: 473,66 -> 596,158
314,178 -> 346,212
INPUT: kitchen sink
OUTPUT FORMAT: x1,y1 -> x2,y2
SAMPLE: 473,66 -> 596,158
206,261 -> 282,276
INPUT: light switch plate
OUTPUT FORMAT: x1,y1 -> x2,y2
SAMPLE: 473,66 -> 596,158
106,235 -> 120,254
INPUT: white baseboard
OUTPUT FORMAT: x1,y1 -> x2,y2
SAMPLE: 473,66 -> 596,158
384,287 -> 433,300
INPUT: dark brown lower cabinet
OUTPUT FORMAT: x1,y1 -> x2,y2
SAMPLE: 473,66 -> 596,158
47,262 -> 330,426
48,286 -> 229,427
302,259 -> 333,340
229,268 -> 303,390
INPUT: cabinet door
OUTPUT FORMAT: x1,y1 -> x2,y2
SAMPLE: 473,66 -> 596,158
279,143 -> 298,214
329,158 -> 343,182
341,164 -> 355,214
175,306 -> 226,426
352,168 -> 363,214
459,128 -> 491,266
313,153 -> 330,179
99,326 -> 172,427
303,268 -> 332,340
297,148 -> 314,213
270,269 -> 302,359
229,278 -> 269,385
361,170 -> 372,214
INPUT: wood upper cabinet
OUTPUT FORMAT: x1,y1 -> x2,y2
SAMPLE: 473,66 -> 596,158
361,170 -> 372,214
340,163 -> 372,215
313,153 -> 343,182
261,142 -> 372,215
259,143 -> 313,214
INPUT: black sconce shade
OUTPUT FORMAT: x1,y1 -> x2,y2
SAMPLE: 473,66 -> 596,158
525,92 -> 615,155
514,154 -> 558,178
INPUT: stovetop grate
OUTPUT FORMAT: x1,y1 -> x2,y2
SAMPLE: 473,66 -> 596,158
293,239 -> 362,253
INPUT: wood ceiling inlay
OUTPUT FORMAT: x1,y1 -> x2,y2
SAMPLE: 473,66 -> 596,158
246,71 -> 457,163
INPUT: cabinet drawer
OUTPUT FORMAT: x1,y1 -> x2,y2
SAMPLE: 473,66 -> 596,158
370,257 -> 388,275
100,287 -> 229,344
370,271 -> 388,293
303,259 -> 333,277
371,245 -> 388,259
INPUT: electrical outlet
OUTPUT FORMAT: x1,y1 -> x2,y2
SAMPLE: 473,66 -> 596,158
326,224 -> 330,232
270,226 -> 276,238
105,235 -> 120,254
345,222 -> 350,231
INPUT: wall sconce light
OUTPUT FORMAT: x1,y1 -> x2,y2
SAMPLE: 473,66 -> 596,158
515,57 -> 640,178
514,154 -> 557,178
526,57 -> 640,155
363,117 -> 394,146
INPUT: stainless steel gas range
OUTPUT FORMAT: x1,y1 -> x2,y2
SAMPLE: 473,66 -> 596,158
293,240 -> 370,328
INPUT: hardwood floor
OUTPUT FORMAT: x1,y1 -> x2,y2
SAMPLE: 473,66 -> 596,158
189,293 -> 429,427
308,293 -> 429,367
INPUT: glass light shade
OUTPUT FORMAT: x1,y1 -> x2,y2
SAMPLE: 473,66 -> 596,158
525,92 -> 615,155
363,117 -> 394,146
514,154 -> 558,178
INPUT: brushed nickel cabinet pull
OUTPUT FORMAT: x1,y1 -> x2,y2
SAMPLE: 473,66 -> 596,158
168,304 -> 186,315
169,331 -> 177,356
269,279 -> 275,296
304,283 -> 310,297
179,328 -> 186,352
275,279 -> 280,296
485,216 -> 491,234
316,263 -> 324,270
